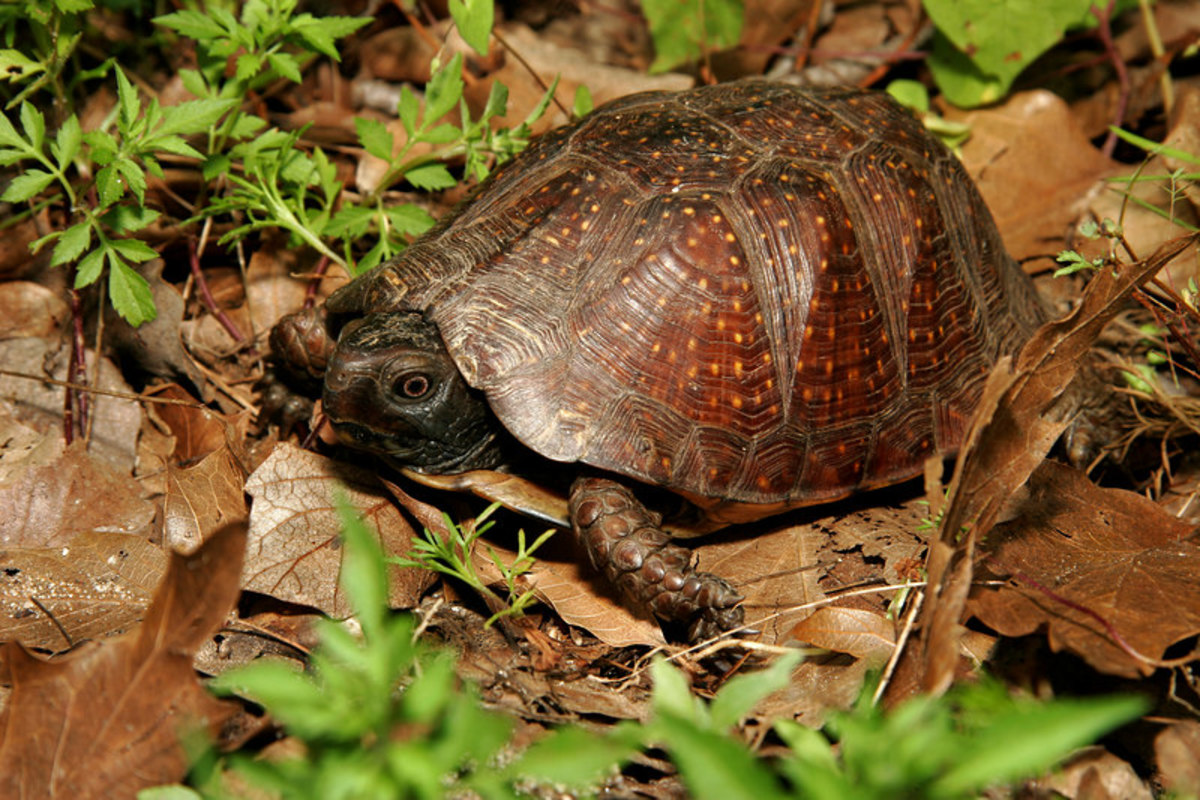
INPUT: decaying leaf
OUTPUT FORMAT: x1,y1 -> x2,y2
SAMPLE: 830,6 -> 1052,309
243,442 -> 431,616
0,530 -> 167,650
0,523 -> 246,798
970,461 -> 1200,677
0,437 -> 155,548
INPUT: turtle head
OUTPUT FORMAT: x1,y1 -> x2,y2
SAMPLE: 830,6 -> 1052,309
322,312 -> 504,473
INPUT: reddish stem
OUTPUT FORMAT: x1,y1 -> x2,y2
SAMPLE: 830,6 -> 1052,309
1091,1 -> 1131,159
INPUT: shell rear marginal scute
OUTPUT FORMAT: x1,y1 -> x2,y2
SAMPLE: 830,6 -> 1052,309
368,81 -> 1041,508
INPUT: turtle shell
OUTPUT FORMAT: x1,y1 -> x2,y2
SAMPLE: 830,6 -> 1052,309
329,81 -> 1045,522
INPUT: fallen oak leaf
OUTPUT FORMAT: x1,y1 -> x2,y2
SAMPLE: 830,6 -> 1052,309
0,523 -> 247,798
969,461 -> 1200,678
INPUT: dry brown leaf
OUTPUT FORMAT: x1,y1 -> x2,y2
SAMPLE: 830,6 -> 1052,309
481,536 -> 666,648
952,90 -> 1114,264
146,383 -> 245,464
969,461 -> 1200,677
0,281 -> 69,339
789,606 -> 896,664
164,445 -> 249,553
0,530 -> 167,649
908,234 -> 1197,696
1029,746 -> 1153,800
243,442 -> 431,616
0,523 -> 245,798
1155,719 -> 1200,796
0,438 -> 155,547
0,337 -> 143,472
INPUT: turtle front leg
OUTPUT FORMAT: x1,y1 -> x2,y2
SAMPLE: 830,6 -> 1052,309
261,306 -> 338,434
569,476 -> 744,641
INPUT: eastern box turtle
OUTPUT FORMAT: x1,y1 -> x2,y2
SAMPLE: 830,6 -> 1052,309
270,81 -> 1047,638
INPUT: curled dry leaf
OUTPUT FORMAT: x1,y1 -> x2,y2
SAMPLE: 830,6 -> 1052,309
243,442 -> 431,617
789,606 -> 896,665
970,461 -> 1200,678
0,530 -> 167,650
0,523 -> 246,799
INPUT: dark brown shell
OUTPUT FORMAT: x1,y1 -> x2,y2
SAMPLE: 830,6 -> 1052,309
333,81 -> 1045,522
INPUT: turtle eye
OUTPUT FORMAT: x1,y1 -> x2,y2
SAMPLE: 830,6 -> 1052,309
394,371 -> 432,399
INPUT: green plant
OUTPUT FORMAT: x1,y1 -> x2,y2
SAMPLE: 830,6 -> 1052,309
2,0 -> 548,323
647,659 -> 1147,800
393,502 -> 556,627
184,506 -> 635,799
641,0 -> 744,73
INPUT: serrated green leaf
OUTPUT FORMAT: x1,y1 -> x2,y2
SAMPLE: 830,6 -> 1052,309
108,236 -> 158,262
512,723 -> 638,789
289,15 -> 370,59
448,0 -> 493,55
154,9 -> 227,41
397,86 -> 419,136
50,222 -> 91,267
144,135 -> 203,160
179,68 -> 210,99
0,49 -> 44,83
404,162 -> 456,191
109,255 -> 157,326
116,159 -> 147,205
355,117 -> 394,161
386,203 -> 435,237
157,99 -> 236,138
479,81 -> 508,123
201,153 -> 232,181
95,163 -> 125,207
424,54 -> 464,125
83,129 -> 119,164
52,115 -> 82,168
75,247 -> 105,286
235,52 -> 265,82
18,102 -> 45,152
0,113 -> 24,149
103,204 -> 160,234
423,122 -> 462,144
2,169 -> 54,202
0,149 -> 27,166
266,52 -> 302,83
56,0 -> 94,12
228,113 -> 267,140
115,68 -> 140,131
325,204 -> 375,238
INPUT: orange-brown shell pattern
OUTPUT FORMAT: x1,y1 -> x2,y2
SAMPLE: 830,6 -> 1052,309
340,81 -> 1046,518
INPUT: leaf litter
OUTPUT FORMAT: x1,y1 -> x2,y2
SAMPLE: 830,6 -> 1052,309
1,4 -> 1199,796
